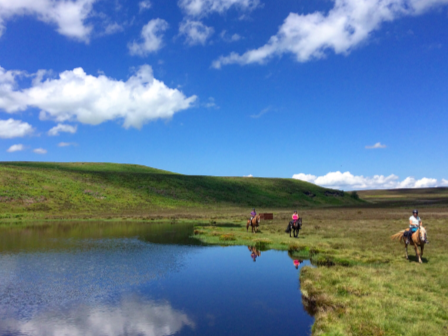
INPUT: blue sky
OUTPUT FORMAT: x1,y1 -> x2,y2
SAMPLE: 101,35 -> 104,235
0,0 -> 447,190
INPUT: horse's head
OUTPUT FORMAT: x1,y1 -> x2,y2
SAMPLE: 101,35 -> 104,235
418,226 -> 427,243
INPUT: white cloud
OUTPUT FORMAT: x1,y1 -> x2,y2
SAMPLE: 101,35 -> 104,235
139,0 -> 152,12
58,142 -> 76,147
292,171 -> 447,190
33,148 -> 47,154
243,174 -> 253,177
129,19 -> 169,56
179,20 -> 214,45
441,179 -> 448,186
0,66 -> 28,112
212,0 -> 448,68
6,144 -> 25,152
250,106 -> 272,118
366,142 -> 386,149
203,97 -> 218,108
0,65 -> 197,129
178,0 -> 260,17
220,30 -> 242,42
1,298 -> 195,336
292,173 -> 317,183
0,0 -> 96,42
48,124 -> 77,136
103,22 -> 123,35
0,119 -> 34,138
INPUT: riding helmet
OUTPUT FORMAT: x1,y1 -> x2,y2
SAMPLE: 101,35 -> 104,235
413,209 -> 418,214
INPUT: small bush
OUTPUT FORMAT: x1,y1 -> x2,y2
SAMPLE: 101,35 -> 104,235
350,191 -> 360,200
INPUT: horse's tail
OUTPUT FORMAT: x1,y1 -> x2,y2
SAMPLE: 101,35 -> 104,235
391,230 -> 405,241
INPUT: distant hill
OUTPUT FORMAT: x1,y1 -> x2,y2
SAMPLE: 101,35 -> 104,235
357,187 -> 448,207
0,162 -> 361,218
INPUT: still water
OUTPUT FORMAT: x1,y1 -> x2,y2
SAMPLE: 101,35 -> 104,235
0,222 -> 313,336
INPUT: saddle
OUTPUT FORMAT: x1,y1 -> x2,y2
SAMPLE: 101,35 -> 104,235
289,220 -> 301,228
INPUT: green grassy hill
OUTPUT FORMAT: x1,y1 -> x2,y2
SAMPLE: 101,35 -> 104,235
0,162 -> 361,219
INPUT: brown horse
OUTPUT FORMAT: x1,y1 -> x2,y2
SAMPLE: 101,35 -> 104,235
246,215 -> 260,233
391,226 -> 427,263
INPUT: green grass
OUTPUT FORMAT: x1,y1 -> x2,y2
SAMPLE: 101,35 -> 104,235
0,161 -> 361,220
192,206 -> 448,335
4,162 -> 448,335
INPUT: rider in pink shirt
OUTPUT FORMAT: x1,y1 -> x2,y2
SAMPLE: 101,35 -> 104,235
292,210 -> 299,222
286,210 -> 299,233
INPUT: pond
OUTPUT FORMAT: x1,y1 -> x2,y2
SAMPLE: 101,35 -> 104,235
0,222 -> 314,336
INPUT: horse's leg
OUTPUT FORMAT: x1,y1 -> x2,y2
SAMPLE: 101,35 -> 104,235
405,243 -> 409,260
414,243 -> 421,263
421,244 -> 424,258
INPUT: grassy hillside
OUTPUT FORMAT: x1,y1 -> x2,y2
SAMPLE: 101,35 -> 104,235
0,161 -> 361,219
358,187 -> 448,207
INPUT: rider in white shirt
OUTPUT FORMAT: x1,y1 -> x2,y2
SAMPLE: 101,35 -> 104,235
406,209 -> 428,244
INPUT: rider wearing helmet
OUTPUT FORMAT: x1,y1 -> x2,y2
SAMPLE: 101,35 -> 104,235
405,209 -> 426,244
250,208 -> 256,223
285,210 -> 299,233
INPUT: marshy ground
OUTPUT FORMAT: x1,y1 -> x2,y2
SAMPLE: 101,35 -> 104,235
1,162 -> 447,335
193,205 -> 448,336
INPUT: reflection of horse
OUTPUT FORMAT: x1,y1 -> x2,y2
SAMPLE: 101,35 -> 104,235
246,215 -> 260,233
287,218 -> 302,237
248,246 -> 261,262
391,226 -> 427,263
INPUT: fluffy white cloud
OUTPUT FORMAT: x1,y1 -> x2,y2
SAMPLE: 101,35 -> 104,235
0,0 -> 96,41
129,19 -> 169,56
0,119 -> 34,138
33,148 -> 47,154
212,0 -> 448,68
48,124 -> 77,136
441,179 -> 448,186
179,20 -> 214,45
292,171 -> 447,190
1,298 -> 195,336
178,0 -> 260,17
6,144 -> 25,152
243,174 -> 253,177
0,67 -> 28,112
366,142 -> 386,149
0,65 -> 197,129
139,0 -> 152,12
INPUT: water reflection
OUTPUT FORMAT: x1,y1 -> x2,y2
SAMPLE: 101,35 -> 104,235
248,245 -> 261,262
0,222 -> 314,336
1,297 -> 195,336
0,221 -> 202,253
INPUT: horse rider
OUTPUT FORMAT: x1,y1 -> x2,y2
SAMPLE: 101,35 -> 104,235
405,209 -> 428,244
250,208 -> 256,223
285,210 -> 299,233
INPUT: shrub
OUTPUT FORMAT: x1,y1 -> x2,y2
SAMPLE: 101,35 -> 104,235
350,191 -> 359,200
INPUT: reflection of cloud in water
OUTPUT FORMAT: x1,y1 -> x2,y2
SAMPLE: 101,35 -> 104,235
1,297 -> 195,336
0,238 -> 200,320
